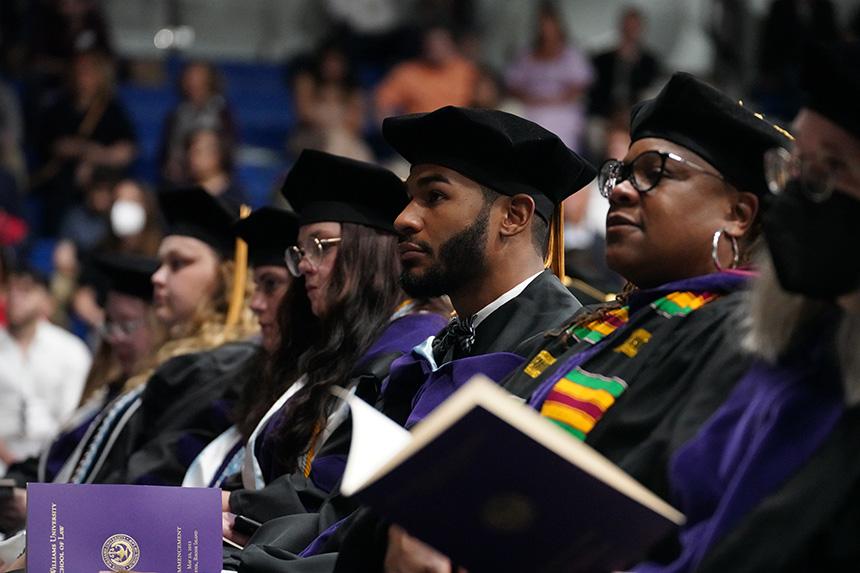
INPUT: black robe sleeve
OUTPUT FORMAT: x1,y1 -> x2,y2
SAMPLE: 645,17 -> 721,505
229,351 -> 404,522
91,341 -> 261,485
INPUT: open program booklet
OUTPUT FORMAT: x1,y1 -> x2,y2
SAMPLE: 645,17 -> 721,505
339,376 -> 685,573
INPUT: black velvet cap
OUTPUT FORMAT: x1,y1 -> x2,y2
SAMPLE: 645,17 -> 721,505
630,72 -> 793,197
382,105 -> 597,220
158,186 -> 239,256
802,42 -> 860,140
93,253 -> 159,302
232,206 -> 298,268
280,150 -> 407,233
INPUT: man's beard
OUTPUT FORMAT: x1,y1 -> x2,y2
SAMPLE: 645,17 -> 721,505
400,206 -> 490,298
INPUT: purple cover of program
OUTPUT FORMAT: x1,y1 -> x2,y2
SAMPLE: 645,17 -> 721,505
26,483 -> 221,573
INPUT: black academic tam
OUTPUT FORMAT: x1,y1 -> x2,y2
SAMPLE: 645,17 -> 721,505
281,149 -> 407,233
382,105 -> 596,220
232,206 -> 298,268
158,186 -> 239,256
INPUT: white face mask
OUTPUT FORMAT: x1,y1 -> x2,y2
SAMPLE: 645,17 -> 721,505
110,200 -> 146,237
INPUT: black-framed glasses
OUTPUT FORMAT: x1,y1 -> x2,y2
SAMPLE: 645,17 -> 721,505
763,146 -> 854,202
598,150 -> 725,198
284,237 -> 342,278
99,318 -> 144,340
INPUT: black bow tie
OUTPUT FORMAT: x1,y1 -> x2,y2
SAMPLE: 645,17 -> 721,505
432,316 -> 476,363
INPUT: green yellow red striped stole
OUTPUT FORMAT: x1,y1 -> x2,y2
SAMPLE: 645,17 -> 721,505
539,290 -> 720,440
568,307 -> 629,345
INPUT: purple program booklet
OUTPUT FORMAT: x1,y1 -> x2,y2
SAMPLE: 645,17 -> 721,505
26,483 -> 222,573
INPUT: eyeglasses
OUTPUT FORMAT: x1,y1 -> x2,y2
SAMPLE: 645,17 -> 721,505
99,318 -> 144,340
764,146 -> 853,202
285,237 -> 342,278
598,150 -> 725,198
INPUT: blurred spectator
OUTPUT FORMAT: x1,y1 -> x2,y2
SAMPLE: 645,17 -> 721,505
375,24 -> 478,122
30,0 -> 113,77
757,0 -> 839,120
0,264 -> 90,470
324,0 -> 412,70
288,41 -> 374,162
589,6 -> 661,120
184,127 -> 247,207
505,2 -> 593,151
56,166 -> 119,260
470,65 -> 523,116
415,0 -> 480,57
104,179 -> 163,257
709,0 -> 755,95
159,62 -> 236,185
26,0 -> 114,120
55,178 -> 162,336
32,50 -> 136,236
564,117 -> 625,296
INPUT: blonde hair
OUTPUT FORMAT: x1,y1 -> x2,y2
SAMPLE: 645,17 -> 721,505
123,258 -> 258,391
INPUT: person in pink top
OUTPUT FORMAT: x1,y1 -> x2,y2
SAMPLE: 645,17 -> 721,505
505,2 -> 594,152
374,24 -> 477,122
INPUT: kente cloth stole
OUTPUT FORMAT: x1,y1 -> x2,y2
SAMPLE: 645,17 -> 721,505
539,291 -> 720,440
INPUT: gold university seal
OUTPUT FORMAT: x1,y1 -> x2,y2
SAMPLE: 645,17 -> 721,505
101,533 -> 140,571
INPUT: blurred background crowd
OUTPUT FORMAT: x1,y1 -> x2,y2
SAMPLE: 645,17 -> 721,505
0,0 -> 857,463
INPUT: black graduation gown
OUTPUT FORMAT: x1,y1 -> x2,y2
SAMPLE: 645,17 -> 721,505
226,271 -> 583,573
89,340 -> 262,485
335,273 -> 754,572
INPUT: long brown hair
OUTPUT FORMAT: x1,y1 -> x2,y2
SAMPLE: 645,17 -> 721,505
274,222 -> 404,471
234,282 -> 318,440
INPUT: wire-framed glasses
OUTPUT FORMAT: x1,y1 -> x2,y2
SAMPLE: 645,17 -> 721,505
284,237 -> 342,278
763,146 -> 852,202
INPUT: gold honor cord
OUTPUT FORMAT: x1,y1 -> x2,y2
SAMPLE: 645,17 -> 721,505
545,202 -> 613,302
226,204 -> 252,327
544,203 -> 566,280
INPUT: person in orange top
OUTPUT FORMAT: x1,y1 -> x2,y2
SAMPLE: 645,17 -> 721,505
374,25 -> 477,123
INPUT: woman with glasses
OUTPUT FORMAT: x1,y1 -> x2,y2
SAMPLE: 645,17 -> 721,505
181,206 -> 309,489
496,72 -> 792,517
633,43 -> 860,573
221,150 -> 450,546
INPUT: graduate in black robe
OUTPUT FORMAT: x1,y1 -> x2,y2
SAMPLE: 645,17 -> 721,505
338,76 -> 793,572
219,154 -> 450,529
54,187 -> 262,487
225,106 -> 595,571
175,206 -> 303,489
633,42 -> 860,573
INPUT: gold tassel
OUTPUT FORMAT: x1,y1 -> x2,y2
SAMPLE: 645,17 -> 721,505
226,204 -> 252,327
544,203 -> 565,280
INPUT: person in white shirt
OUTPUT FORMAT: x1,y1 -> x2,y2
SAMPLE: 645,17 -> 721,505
0,265 -> 90,471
